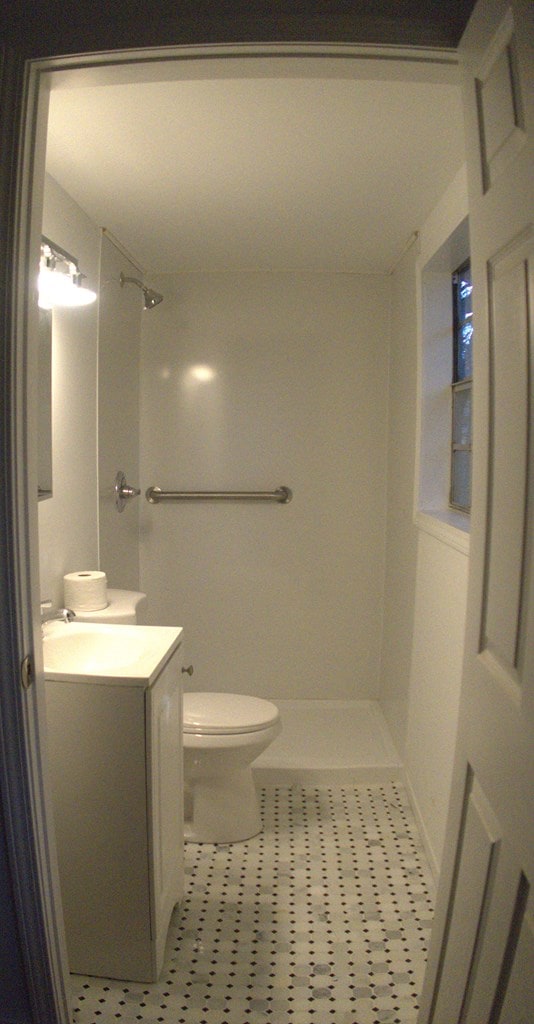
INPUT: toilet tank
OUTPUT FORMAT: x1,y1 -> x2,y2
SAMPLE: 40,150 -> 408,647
72,589 -> 147,624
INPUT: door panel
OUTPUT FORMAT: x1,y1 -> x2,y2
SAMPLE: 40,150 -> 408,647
418,1 -> 533,1019
483,229 -> 532,677
475,8 -> 526,191
463,855 -> 529,1022
497,902 -> 534,1023
430,774 -> 501,1024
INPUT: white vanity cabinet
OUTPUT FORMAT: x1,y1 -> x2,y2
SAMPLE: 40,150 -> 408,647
45,626 -> 184,982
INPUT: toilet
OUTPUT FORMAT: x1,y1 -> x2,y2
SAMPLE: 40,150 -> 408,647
71,588 -> 148,625
70,589 -> 281,845
183,692 -> 281,844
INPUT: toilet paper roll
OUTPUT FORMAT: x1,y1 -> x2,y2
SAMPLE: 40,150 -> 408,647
64,570 -> 108,612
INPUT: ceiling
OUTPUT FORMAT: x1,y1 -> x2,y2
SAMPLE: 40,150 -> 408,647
10,1 -> 478,51
45,56 -> 465,276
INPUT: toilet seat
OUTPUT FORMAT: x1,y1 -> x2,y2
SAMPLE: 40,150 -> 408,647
183,692 -> 280,735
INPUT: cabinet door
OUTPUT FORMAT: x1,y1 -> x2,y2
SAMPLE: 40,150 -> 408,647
146,645 -> 184,970
45,680 -> 151,978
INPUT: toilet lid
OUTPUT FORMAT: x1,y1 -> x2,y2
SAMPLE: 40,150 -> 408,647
183,692 -> 280,735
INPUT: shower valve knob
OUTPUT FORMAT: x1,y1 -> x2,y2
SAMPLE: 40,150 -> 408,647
115,471 -> 141,512
182,664 -> 194,676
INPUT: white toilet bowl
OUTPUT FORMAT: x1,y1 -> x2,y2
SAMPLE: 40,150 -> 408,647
183,692 -> 281,844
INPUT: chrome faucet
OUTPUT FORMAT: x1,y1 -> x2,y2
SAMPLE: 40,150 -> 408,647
40,601 -> 76,625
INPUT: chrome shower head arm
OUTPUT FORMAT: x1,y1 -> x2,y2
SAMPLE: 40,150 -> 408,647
119,272 -> 144,290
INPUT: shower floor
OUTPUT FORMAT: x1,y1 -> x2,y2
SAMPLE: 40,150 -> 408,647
71,780 -> 434,1024
254,699 -> 402,784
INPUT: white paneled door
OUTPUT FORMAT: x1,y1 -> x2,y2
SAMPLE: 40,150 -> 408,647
418,1 -> 534,1021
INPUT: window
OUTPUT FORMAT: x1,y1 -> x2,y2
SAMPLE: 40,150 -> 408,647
418,213 -> 471,547
450,260 -> 473,511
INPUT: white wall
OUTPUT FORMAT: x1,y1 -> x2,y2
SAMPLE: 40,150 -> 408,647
38,174 -> 100,606
139,272 -> 390,701
380,167 -> 470,877
404,533 -> 467,876
38,179 -> 142,605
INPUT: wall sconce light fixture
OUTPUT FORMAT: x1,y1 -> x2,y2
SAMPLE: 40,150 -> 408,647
38,236 -> 97,310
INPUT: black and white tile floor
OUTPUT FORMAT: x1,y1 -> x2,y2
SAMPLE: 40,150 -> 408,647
72,781 -> 435,1024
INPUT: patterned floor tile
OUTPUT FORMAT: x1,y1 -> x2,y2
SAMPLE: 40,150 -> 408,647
72,781 -> 434,1024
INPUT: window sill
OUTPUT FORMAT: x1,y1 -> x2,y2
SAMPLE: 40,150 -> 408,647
416,508 -> 470,555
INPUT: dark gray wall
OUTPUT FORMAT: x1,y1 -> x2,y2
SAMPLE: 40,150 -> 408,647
0,796 -> 32,1023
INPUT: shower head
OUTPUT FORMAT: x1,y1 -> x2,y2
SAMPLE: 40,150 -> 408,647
142,286 -> 164,309
119,272 -> 163,309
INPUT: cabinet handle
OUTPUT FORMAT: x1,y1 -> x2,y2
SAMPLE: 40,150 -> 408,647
182,664 -> 194,676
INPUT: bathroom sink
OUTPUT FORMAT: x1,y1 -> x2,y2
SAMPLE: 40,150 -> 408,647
43,622 -> 182,684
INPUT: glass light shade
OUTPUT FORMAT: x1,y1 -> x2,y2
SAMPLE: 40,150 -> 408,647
38,266 -> 97,310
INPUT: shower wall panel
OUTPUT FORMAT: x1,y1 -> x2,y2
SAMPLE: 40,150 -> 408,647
139,272 -> 390,701
97,234 -> 142,590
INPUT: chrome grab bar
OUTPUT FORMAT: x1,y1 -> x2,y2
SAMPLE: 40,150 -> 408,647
146,485 -> 292,504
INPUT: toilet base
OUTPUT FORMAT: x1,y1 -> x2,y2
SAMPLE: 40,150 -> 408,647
184,766 -> 262,843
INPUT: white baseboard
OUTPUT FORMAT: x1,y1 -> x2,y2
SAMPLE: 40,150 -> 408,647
402,768 -> 440,885
254,764 -> 403,787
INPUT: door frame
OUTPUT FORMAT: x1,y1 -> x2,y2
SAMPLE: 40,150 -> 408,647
0,35 -> 461,1024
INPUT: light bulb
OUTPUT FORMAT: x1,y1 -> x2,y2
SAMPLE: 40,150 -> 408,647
38,266 -> 96,309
